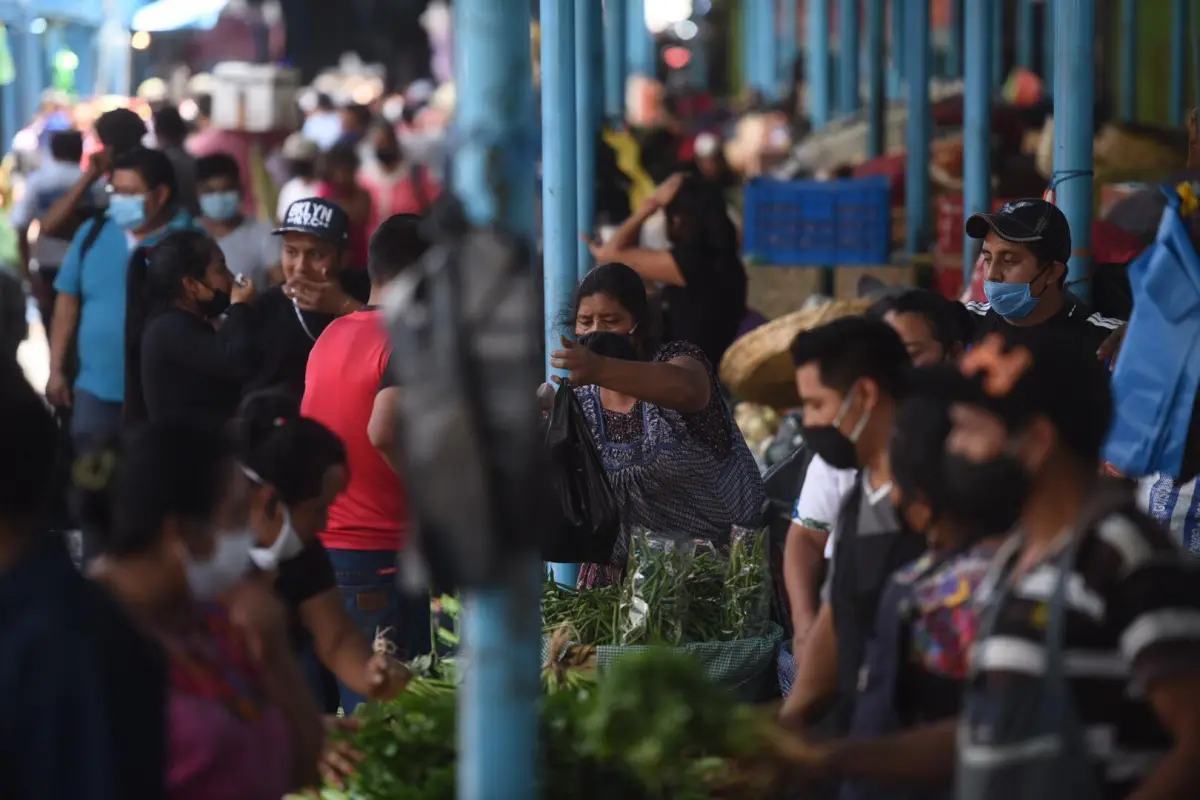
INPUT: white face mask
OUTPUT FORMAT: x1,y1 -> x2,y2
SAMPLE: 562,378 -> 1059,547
184,529 -> 254,601
249,506 -> 306,572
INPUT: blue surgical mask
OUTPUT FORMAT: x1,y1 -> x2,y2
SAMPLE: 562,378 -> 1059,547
983,280 -> 1040,320
107,194 -> 147,230
199,190 -> 241,222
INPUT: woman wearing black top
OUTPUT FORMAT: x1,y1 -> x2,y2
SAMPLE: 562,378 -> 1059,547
587,172 -> 748,368
124,229 -> 255,426
233,390 -> 410,722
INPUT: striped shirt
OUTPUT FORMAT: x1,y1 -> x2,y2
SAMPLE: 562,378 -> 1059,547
970,504 -> 1200,798
965,296 -> 1123,361
1138,474 -> 1200,556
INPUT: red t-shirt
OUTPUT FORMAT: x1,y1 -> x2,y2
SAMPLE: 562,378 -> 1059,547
301,309 -> 405,551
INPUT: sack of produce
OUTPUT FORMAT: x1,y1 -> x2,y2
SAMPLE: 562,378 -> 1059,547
723,526 -> 771,640
620,529 -> 695,646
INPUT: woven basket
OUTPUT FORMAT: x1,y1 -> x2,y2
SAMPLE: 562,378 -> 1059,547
719,298 -> 874,409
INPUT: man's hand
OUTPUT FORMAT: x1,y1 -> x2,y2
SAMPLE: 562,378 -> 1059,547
46,369 -> 72,408
365,652 -> 412,701
318,716 -> 364,789
85,149 -> 111,183
549,336 -> 607,387
644,172 -> 686,212
231,275 -> 257,306
1097,324 -> 1126,367
286,277 -> 357,315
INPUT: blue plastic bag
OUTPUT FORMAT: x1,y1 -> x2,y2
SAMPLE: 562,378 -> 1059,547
1105,190 -> 1200,478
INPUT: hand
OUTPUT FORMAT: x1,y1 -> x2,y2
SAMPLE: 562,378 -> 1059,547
46,369 -> 72,408
224,577 -> 290,665
1097,323 -> 1126,367
549,336 -> 607,387
583,234 -> 620,265
286,277 -> 356,315
318,716 -> 364,789
645,172 -> 686,211
536,381 -> 556,414
365,652 -> 413,701
85,149 -> 111,182
231,275 -> 257,305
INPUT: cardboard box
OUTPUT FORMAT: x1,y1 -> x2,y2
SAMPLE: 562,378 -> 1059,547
746,265 -> 826,319
833,265 -> 917,300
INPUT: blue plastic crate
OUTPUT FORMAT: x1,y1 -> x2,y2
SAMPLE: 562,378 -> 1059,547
743,177 -> 893,266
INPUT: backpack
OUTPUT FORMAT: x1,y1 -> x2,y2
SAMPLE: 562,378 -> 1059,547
77,210 -> 109,262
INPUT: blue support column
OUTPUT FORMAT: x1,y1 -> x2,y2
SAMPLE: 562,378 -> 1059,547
838,0 -> 860,115
1119,0 -> 1136,122
1,26 -> 20,149
991,0 -> 1004,90
964,0 -> 992,283
743,0 -> 759,94
887,0 -> 905,99
19,17 -> 41,128
1016,0 -> 1035,69
627,0 -> 654,78
1170,0 -> 1187,126
1053,0 -> 1095,305
540,0 -> 579,588
1042,0 -> 1054,95
946,0 -> 962,80
780,0 -> 799,96
905,0 -> 931,255
576,0 -> 601,279
867,0 -> 886,157
603,0 -> 627,122
749,0 -> 778,99
808,0 -> 831,128
451,1 -> 540,798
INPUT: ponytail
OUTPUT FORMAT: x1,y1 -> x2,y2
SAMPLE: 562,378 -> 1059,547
232,390 -> 347,505
122,246 -> 153,429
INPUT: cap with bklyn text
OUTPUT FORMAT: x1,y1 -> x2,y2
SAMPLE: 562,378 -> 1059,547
273,197 -> 350,245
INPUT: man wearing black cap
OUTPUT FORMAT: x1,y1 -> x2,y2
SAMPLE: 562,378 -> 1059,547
965,198 -> 1123,359
241,197 -> 369,399
779,330 -> 1200,800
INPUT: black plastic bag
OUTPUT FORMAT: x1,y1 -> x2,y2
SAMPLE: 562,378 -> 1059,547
543,381 -> 621,564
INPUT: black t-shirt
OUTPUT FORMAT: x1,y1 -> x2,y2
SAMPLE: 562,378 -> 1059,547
661,246 -> 748,368
139,306 -> 254,424
243,272 -> 371,400
966,293 -> 1123,361
274,541 -> 338,647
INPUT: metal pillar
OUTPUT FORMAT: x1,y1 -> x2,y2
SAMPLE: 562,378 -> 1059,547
1170,0 -> 1186,126
1053,0 -> 1095,305
1042,0 -> 1054,95
1016,0 -> 1034,69
905,0 -> 931,255
887,0 -> 905,99
749,0 -> 778,99
540,0 -> 579,589
780,0 -> 799,97
991,0 -> 1004,90
627,0 -> 654,78
603,0 -> 627,122
1119,0 -> 1136,122
19,16 -> 40,127
808,0 -> 831,128
1,26 -> 20,149
838,0 -> 860,115
867,0 -> 886,158
743,0 -> 759,94
452,1 -> 540,798
576,0 -> 601,279
946,0 -> 962,80
964,0 -> 992,283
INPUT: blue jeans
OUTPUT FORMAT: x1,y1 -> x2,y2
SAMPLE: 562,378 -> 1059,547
326,548 -> 432,713
71,388 -> 123,565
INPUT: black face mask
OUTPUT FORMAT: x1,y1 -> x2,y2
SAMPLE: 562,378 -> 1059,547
376,149 -> 401,167
579,331 -> 641,361
198,287 -> 231,319
941,452 -> 1032,537
800,388 -> 869,471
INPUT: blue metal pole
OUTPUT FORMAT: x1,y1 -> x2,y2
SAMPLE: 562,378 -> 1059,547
1042,0 -> 1054,95
964,0 -> 992,284
1053,0 -> 1094,305
1016,0 -> 1034,69
1170,0 -> 1186,126
1118,0 -> 1136,122
991,0 -> 1004,90
808,0 -> 831,128
19,16 -> 41,129
603,0 -> 627,122
887,0 -> 905,99
905,0 -> 931,255
576,0 -> 601,280
627,0 -> 654,78
780,0 -> 799,97
946,0 -> 962,80
451,2 -> 540,798
867,0 -> 886,157
539,0 -> 579,589
1,26 -> 20,149
743,0 -> 759,94
759,0 -> 779,100
838,0 -> 860,115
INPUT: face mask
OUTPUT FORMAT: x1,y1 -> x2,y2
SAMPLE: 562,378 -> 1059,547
249,505 -> 306,571
941,452 -> 1032,537
984,271 -> 1048,320
184,529 -> 254,601
108,193 -> 147,230
579,330 -> 640,361
197,284 -> 232,318
375,148 -> 401,167
800,387 -> 871,471
199,190 -> 241,222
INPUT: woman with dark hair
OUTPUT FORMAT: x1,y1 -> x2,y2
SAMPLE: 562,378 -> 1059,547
78,417 -> 324,799
587,172 -> 748,368
548,262 -> 764,587
124,229 -> 256,426
233,390 -> 410,717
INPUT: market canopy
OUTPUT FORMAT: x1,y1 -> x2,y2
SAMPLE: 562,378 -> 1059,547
132,0 -> 229,32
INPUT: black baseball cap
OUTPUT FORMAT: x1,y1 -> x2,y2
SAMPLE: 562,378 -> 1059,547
909,327 -> 1113,463
274,197 -> 351,245
965,198 -> 1072,265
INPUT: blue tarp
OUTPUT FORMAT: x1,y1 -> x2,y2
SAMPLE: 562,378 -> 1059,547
1105,190 -> 1200,478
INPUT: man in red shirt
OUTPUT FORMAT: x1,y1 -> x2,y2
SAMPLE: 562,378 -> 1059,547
299,213 -> 430,712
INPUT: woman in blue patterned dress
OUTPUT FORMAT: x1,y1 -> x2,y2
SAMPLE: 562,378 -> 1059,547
548,262 -> 765,588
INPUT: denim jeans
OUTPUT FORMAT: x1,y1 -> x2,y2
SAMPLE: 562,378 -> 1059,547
326,548 -> 432,713
70,388 -> 123,565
